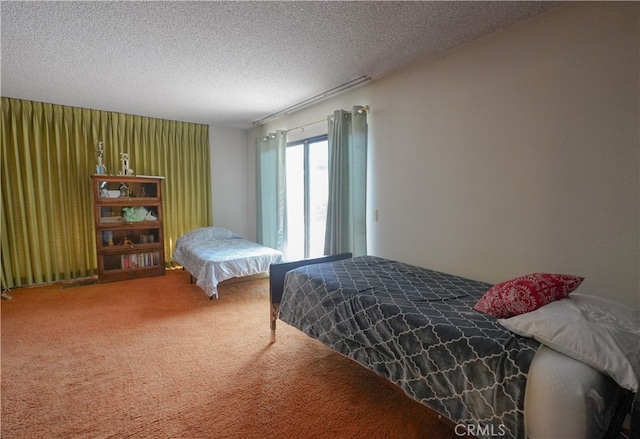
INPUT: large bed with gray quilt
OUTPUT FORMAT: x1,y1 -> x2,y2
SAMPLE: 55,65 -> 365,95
269,254 -> 635,439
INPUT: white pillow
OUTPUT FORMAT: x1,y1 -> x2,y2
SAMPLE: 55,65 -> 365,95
498,293 -> 640,392
184,227 -> 243,240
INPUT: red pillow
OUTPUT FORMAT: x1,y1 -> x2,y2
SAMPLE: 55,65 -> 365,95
473,273 -> 584,318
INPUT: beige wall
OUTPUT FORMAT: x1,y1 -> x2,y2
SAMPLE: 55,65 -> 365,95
243,2 -> 639,306
209,127 -> 249,237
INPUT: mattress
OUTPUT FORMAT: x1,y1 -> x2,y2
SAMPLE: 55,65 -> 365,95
525,345 -> 622,439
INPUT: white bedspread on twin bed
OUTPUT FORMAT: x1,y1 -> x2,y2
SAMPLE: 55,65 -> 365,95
172,227 -> 285,298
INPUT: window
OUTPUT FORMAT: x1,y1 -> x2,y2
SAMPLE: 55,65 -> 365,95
286,136 -> 328,260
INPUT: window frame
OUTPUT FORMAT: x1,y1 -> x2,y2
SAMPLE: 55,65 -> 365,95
286,134 -> 328,259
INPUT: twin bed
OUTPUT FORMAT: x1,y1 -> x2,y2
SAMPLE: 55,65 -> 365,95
269,254 -> 637,439
172,227 -> 284,299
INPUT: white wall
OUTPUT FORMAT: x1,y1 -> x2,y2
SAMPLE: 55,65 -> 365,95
209,126 -> 249,237
246,2 -> 639,306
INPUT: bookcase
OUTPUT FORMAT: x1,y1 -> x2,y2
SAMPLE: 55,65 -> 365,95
91,175 -> 165,282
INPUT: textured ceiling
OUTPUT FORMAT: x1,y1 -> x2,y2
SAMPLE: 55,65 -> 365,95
1,1 -> 562,129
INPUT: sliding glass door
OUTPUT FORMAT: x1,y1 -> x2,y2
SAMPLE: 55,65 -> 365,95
286,136 -> 328,260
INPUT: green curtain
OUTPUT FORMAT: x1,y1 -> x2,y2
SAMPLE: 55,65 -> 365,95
256,130 -> 287,251
1,97 -> 212,289
324,106 -> 368,256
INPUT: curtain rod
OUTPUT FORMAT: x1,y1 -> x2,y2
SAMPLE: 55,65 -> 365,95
285,118 -> 325,134
285,105 -> 370,134
253,76 -> 371,126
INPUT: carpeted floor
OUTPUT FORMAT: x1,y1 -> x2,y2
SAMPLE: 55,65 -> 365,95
1,270 -> 458,438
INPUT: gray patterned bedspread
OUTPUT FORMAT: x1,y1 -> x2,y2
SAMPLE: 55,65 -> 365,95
279,256 -> 540,439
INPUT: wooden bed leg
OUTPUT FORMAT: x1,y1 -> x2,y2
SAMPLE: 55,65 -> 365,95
270,303 -> 280,343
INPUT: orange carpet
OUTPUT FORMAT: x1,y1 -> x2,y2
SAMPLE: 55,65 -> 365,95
1,270 -> 458,438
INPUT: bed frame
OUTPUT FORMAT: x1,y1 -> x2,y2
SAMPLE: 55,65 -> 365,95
269,253 -> 352,342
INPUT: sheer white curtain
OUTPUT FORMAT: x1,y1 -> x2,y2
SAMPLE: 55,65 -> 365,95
324,106 -> 368,256
256,130 -> 287,251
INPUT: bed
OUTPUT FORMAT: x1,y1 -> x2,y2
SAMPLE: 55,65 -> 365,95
269,254 -> 637,439
172,227 -> 285,299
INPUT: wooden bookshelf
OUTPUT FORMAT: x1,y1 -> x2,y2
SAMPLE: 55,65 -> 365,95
91,175 -> 165,282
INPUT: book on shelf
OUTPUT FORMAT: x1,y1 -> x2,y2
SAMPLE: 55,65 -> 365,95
119,251 -> 161,269
122,254 -> 130,269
